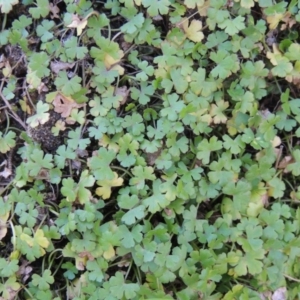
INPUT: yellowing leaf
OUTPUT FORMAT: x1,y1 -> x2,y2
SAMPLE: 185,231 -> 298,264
197,0 -> 210,16
67,14 -> 88,36
20,233 -> 34,247
0,212 -> 9,240
103,245 -> 115,260
96,172 -> 123,199
266,13 -> 284,30
34,229 -> 49,249
210,100 -> 229,124
104,50 -> 124,71
182,18 -> 204,43
266,44 -> 283,65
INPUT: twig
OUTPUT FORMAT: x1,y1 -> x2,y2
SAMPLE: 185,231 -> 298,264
0,81 -> 27,130
283,273 -> 300,283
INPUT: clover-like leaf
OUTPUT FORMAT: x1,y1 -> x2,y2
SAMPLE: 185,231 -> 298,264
0,0 -> 18,13
182,18 -> 204,42
96,172 -> 123,200
0,131 -> 16,154
26,101 -> 50,128
55,71 -> 82,96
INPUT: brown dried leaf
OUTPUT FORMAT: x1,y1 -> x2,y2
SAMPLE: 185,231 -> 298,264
17,260 -> 32,283
50,61 -> 75,74
280,12 -> 296,30
115,86 -> 130,107
49,3 -> 60,19
0,54 -> 7,68
37,81 -> 49,94
278,155 -> 293,170
53,92 -> 84,118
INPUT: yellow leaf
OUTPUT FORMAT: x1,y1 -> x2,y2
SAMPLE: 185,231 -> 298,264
20,233 -> 34,247
104,50 -> 124,69
34,229 -> 49,249
266,44 -> 283,65
0,212 -> 9,241
67,14 -> 88,36
182,18 -> 204,43
96,172 -> 123,200
197,0 -> 210,16
103,245 -> 115,260
266,13 -> 284,30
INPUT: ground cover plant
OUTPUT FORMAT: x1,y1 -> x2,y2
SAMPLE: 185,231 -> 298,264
1,0 -> 300,299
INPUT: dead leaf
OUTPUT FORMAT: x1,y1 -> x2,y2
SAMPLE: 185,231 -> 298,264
36,169 -> 50,180
272,287 -> 287,300
37,81 -> 49,94
278,155 -> 293,170
0,167 -> 12,178
0,54 -> 6,68
53,92 -> 84,118
67,14 -> 88,36
280,12 -> 296,30
49,3 -> 60,19
17,260 -> 32,283
115,86 -> 130,107
51,61 -> 75,74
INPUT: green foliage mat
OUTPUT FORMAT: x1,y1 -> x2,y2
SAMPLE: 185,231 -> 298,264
1,0 -> 300,299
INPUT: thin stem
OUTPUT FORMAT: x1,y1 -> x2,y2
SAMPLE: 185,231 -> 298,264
111,165 -> 133,177
0,82 -> 27,130
1,13 -> 7,31
283,273 -> 300,283
9,220 -> 16,251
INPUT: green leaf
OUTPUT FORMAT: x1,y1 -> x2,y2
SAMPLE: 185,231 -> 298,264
26,101 -> 50,128
210,50 -> 240,79
197,136 -> 223,164
54,145 -> 76,169
130,166 -> 155,189
27,52 -> 50,87
36,20 -> 55,42
222,135 -> 245,154
27,148 -> 53,177
67,128 -> 90,150
109,272 -> 140,298
131,82 -> 155,105
144,179 -> 172,213
31,269 -> 54,290
0,259 -> 19,277
218,16 -> 246,36
29,0 -> 50,18
190,68 -> 218,97
88,148 -> 116,180
0,131 -> 16,153
161,93 -> 185,121
286,149 -> 300,175
61,170 -> 95,204
55,71 -> 82,96
121,205 -> 146,225
121,12 -> 144,34
142,0 -> 170,16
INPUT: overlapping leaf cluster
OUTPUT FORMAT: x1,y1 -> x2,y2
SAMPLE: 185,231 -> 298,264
1,0 -> 300,299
